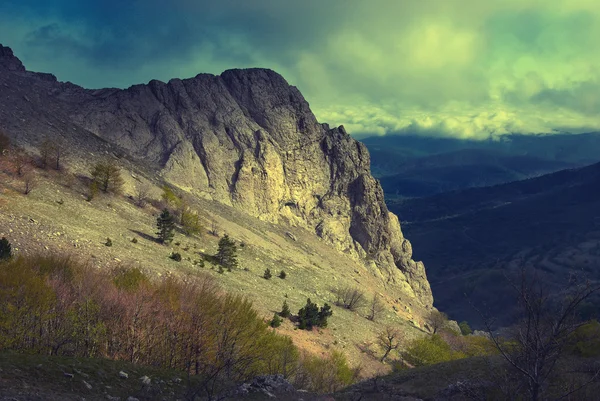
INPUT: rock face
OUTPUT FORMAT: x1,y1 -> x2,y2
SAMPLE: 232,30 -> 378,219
0,45 -> 433,307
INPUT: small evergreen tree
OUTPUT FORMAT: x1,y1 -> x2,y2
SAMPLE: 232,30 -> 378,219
0,237 -> 12,261
459,321 -> 472,336
298,298 -> 332,330
278,270 -> 287,279
280,300 -> 291,318
263,268 -> 272,280
216,234 -> 237,271
270,313 -> 282,328
156,209 -> 175,244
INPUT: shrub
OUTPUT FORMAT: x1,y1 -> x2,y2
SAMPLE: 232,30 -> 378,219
131,238 -> 138,244
294,351 -> 357,393
263,268 -> 272,280
161,185 -> 180,208
278,270 -> 287,279
105,237 -> 112,247
181,209 -> 203,236
156,209 -> 175,244
112,267 -> 149,291
216,234 -> 237,271
169,252 -> 182,262
0,237 -> 12,261
367,295 -> 385,322
333,286 -> 366,311
402,334 -> 462,367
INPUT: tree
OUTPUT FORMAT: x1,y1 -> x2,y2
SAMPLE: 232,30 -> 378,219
426,310 -> 448,334
280,300 -> 291,318
12,151 -> 29,176
278,270 -> 287,279
156,209 -> 175,244
270,313 -> 282,328
0,131 -> 9,154
22,169 -> 37,195
133,182 -> 151,207
333,286 -> 366,311
483,267 -> 600,401
216,235 -> 237,271
298,298 -> 332,330
458,321 -> 472,336
91,161 -> 124,193
0,237 -> 11,261
39,139 -> 55,169
263,268 -> 272,280
378,326 -> 402,362
367,295 -> 385,322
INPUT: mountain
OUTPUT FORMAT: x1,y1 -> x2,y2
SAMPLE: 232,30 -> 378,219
362,133 -> 599,198
378,148 -> 575,198
388,162 -> 600,327
0,44 -> 432,316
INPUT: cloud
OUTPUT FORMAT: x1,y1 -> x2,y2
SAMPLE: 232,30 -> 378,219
1,0 -> 600,138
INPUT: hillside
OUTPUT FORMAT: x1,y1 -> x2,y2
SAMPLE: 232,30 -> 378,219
388,162 -> 600,326
0,44 -> 435,380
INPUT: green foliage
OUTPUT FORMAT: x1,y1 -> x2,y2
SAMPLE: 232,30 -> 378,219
90,161 -> 124,194
280,300 -> 291,318
0,237 -> 12,261
216,234 -> 237,271
298,298 -> 332,330
270,313 -> 282,328
156,209 -> 175,244
278,270 -> 287,279
87,181 -> 98,201
459,320 -> 472,336
161,185 -> 180,208
294,350 -> 357,393
568,320 -> 600,357
263,268 -> 272,280
112,267 -> 149,291
402,334 -> 463,367
181,209 -> 203,236
169,252 -> 182,262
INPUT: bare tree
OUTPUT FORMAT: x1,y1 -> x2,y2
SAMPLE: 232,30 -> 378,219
133,182 -> 151,207
367,295 -> 385,322
22,169 -> 37,195
12,151 -> 30,176
484,267 -> 600,401
377,326 -> 402,362
209,220 -> 219,237
39,139 -> 55,169
333,286 -> 367,311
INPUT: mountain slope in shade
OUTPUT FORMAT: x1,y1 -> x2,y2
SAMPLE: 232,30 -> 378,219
389,162 -> 600,327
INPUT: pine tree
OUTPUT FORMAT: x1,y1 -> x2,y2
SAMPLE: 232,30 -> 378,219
156,209 -> 175,244
263,268 -> 272,280
91,161 -> 124,193
270,313 -> 282,328
0,237 -> 11,261
298,298 -> 320,330
216,234 -> 237,271
280,300 -> 291,318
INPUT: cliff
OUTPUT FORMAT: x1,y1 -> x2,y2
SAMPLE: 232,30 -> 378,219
0,44 -> 432,307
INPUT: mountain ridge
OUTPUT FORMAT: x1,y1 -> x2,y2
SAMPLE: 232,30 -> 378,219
0,44 -> 433,309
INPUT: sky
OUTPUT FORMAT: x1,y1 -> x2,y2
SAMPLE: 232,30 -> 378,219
1,0 -> 600,139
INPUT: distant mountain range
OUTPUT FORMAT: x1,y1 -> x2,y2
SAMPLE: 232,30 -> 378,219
362,133 -> 600,198
387,161 -> 600,327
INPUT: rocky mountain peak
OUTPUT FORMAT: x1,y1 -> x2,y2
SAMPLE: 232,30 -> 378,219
0,47 -> 434,310
0,44 -> 25,72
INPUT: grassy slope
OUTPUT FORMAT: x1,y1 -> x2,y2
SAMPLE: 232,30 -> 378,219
0,159 -> 428,381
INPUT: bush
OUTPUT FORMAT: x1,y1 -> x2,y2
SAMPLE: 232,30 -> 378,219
105,237 -> 112,247
402,334 -> 463,367
278,270 -> 287,279
333,286 -> 366,311
294,351 -> 357,393
263,268 -> 272,280
181,209 -> 203,236
112,267 -> 149,291
0,237 -> 12,261
169,252 -> 182,262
